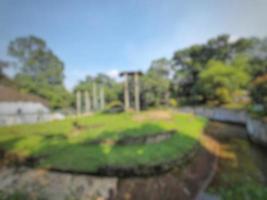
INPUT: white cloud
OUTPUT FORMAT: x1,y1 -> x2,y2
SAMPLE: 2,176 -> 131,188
106,69 -> 124,82
106,69 -> 119,79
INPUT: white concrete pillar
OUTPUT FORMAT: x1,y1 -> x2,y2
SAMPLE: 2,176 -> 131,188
76,91 -> 81,115
100,86 -> 105,110
124,74 -> 130,111
134,73 -> 140,111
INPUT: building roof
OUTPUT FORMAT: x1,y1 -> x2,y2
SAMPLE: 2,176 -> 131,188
119,71 -> 143,77
0,85 -> 48,106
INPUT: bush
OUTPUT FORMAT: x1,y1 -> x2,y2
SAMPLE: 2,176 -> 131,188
103,101 -> 124,113
250,74 -> 267,114
198,58 -> 250,105
168,98 -> 178,107
215,87 -> 231,104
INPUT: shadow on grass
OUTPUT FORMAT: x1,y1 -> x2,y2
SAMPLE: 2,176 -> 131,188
83,123 -> 168,144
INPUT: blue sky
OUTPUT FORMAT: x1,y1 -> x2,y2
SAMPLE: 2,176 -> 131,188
1,0 -> 267,90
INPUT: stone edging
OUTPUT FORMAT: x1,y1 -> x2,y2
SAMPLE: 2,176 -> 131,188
116,130 -> 175,145
0,130 -> 199,177
0,138 -> 201,177
246,116 -> 267,146
49,142 -> 201,177
87,130 -> 176,146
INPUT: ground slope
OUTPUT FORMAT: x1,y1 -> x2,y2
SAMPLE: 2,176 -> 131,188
0,110 -> 206,174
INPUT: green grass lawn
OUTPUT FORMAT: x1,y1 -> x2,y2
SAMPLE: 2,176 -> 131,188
0,110 -> 207,173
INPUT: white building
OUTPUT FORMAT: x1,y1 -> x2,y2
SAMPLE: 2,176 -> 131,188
0,85 -> 51,126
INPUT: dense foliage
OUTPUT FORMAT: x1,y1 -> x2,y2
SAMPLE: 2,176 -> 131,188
141,58 -> 171,107
138,35 -> 266,113
8,36 -> 72,109
170,35 -> 267,113
2,34 -> 267,114
74,73 -> 122,104
250,74 -> 267,112
197,56 -> 250,104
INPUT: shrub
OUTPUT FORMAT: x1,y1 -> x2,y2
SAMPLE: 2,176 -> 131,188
103,100 -> 124,113
198,58 -> 250,105
250,74 -> 267,114
215,87 -> 231,104
168,98 -> 178,107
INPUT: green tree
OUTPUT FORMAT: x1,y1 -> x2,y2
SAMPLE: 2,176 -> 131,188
198,56 -> 250,104
248,38 -> 267,78
95,73 -> 122,103
250,74 -> 267,113
75,73 -> 122,104
141,58 -> 171,107
171,35 -> 256,104
8,36 -> 71,109
172,35 -> 233,104
9,36 -> 64,85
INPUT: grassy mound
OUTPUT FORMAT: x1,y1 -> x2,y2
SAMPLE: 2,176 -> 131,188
0,110 -> 207,173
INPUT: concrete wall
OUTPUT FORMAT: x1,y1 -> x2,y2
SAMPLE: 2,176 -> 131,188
179,107 -> 247,124
179,107 -> 267,146
0,102 -> 50,126
246,116 -> 267,146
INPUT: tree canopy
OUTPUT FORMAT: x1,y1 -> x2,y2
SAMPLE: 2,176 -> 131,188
198,56 -> 250,104
3,34 -> 267,114
141,58 -> 171,107
8,36 -> 71,109
172,35 -> 267,109
74,73 -> 122,104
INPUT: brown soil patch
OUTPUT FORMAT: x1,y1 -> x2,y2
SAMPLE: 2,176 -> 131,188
0,150 -> 32,168
0,85 -> 48,106
133,110 -> 173,122
69,122 -> 103,138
